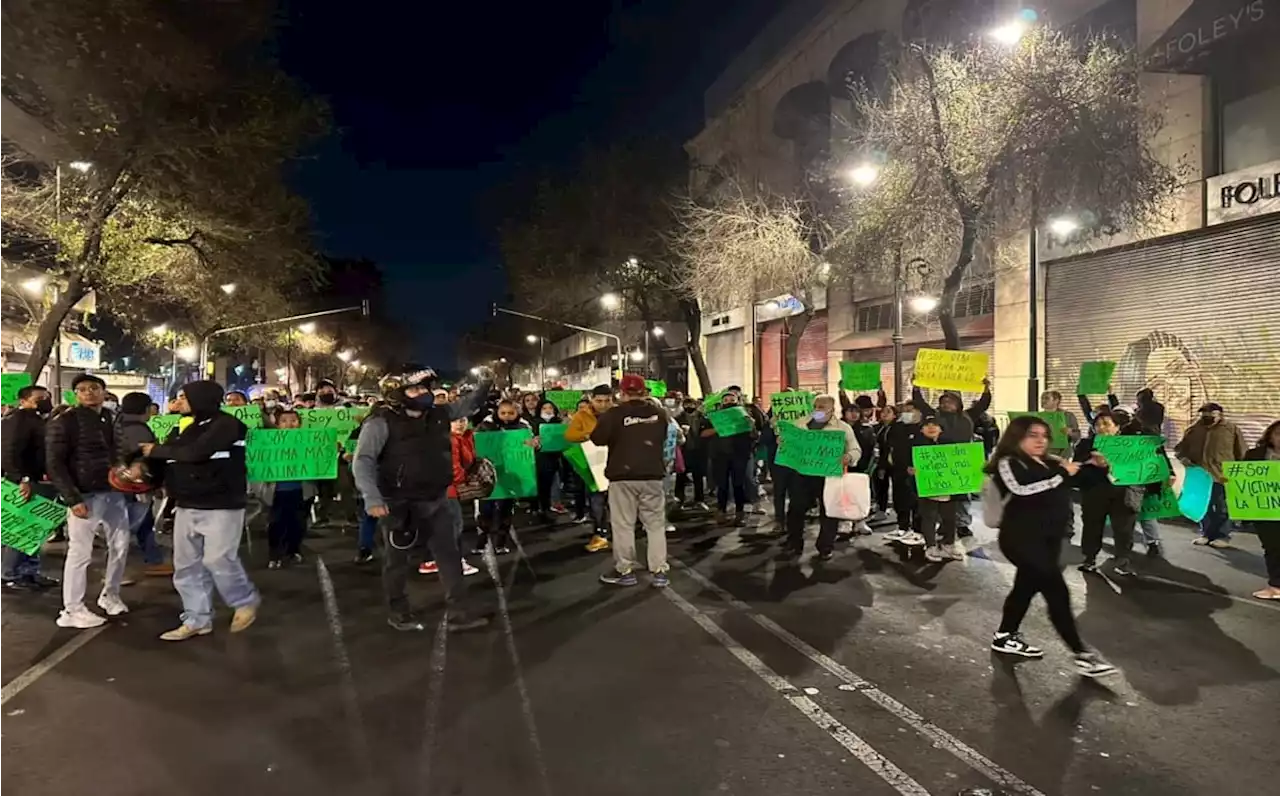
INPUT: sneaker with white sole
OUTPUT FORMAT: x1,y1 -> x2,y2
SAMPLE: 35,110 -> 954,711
418,561 -> 439,575
96,593 -> 129,616
943,542 -> 967,560
160,624 -> 213,642
56,605 -> 106,629
924,545 -> 944,562
462,560 -> 480,576
898,531 -> 927,546
990,632 -> 1044,658
1074,652 -> 1119,678
883,529 -> 908,542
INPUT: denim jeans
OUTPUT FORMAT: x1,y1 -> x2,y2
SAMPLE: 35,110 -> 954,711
172,508 -> 259,629
1138,518 -> 1161,545
357,501 -> 379,551
63,492 -> 130,610
2,546 -> 42,580
1199,482 -> 1231,541
125,500 -> 163,565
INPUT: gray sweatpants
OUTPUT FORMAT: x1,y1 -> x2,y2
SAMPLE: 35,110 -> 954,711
607,480 -> 668,575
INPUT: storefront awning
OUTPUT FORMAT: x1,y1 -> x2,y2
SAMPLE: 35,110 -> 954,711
1143,0 -> 1274,72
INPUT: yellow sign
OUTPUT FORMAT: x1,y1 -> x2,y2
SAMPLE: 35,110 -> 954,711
913,348 -> 988,393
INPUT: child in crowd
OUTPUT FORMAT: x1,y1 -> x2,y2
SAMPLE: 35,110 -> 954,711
255,410 -> 315,569
883,399 -> 923,541
475,399 -> 531,554
908,415 -> 966,561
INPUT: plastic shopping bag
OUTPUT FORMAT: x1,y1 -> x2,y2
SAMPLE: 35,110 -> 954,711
823,472 -> 871,521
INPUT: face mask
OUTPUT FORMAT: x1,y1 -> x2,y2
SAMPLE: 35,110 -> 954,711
811,410 -> 829,424
1200,414 -> 1216,425
35,398 -> 53,415
540,412 -> 555,421
901,411 -> 921,424
264,400 -> 278,409
318,393 -> 337,405
683,405 -> 697,414
103,401 -> 118,412
405,393 -> 434,411
663,399 -> 676,408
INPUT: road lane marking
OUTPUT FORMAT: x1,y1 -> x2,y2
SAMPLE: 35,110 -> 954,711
316,559 -> 375,784
660,585 -> 931,796
675,560 -> 1047,796
420,616 -> 449,792
1,625 -> 107,706
483,538 -> 554,796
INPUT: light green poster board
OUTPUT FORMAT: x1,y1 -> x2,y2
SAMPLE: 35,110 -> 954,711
1225,460 -> 1280,520
62,390 -> 77,406
538,422 -> 570,453
245,428 -> 340,482
1,480 -> 65,555
148,414 -> 183,441
546,390 -> 584,414
770,391 -> 814,424
645,380 -> 667,398
912,442 -> 985,498
1077,361 -> 1116,395
222,404 -> 265,428
1007,411 -> 1070,453
473,428 -> 538,499
2,373 -> 33,405
1140,484 -> 1181,521
703,390 -> 727,412
296,406 -> 369,435
839,361 -> 881,391
707,406 -> 752,436
1092,434 -> 1169,486
774,424 -> 845,477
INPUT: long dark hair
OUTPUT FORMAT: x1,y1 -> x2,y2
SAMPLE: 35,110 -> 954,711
1257,420 -> 1280,452
984,415 -> 1052,473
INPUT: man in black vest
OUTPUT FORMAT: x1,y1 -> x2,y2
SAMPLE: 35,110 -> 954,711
352,365 -> 492,632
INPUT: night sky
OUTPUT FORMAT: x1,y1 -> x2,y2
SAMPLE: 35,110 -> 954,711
279,0 -> 778,367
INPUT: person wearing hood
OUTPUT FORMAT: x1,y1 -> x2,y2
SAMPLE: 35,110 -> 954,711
475,399 -> 533,553
46,373 -> 132,629
2,384 -> 58,592
883,399 -> 924,541
912,379 -> 984,536
780,394 -> 860,561
531,399 -> 565,525
1244,420 -> 1280,601
141,380 -> 259,641
1133,388 -> 1165,435
1175,402 -> 1247,548
116,392 -> 170,577
315,379 -> 345,407
1077,388 -> 1120,428
674,397 -> 710,510
353,365 -> 493,633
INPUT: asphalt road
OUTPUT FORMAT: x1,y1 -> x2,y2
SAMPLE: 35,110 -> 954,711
2,503 -> 1277,796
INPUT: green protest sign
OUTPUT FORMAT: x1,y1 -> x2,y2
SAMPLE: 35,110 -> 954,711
148,414 -> 183,441
546,390 -> 584,414
645,380 -> 667,398
245,428 -> 340,482
62,390 -> 77,406
702,390 -> 726,412
2,373 -> 33,405
1,480 -> 65,555
1140,484 -> 1182,521
770,390 -> 814,424
774,424 -> 846,476
1007,411 -> 1070,453
296,406 -> 369,434
343,437 -> 359,455
912,442 -> 985,498
1225,460 -> 1280,520
1077,361 -> 1116,395
222,404 -> 264,428
473,428 -> 538,499
538,422 -> 570,453
707,406 -> 753,437
1092,434 -> 1169,486
839,361 -> 881,392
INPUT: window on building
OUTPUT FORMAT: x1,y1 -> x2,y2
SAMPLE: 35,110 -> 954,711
952,281 -> 995,319
856,302 -> 892,332
1215,43 -> 1280,173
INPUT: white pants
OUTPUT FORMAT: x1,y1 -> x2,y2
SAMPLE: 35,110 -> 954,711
62,492 -> 130,610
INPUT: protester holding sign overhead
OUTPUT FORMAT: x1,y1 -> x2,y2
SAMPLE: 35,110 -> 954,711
985,416 -> 1116,678
139,380 -> 260,641
781,394 -> 859,561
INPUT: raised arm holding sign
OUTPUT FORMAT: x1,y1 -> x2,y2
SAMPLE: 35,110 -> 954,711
913,348 -> 988,393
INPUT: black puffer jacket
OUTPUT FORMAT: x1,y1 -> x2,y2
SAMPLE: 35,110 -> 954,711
46,405 -> 117,505
147,381 -> 247,510
2,408 -> 46,483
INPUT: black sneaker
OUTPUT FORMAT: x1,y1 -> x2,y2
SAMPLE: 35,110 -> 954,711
570,514 -> 588,525
957,527 -> 974,539
1077,558 -> 1098,573
387,614 -> 426,632
732,514 -> 748,528
1146,542 -> 1163,558
1074,652 -> 1118,678
2,579 -> 37,593
816,550 -> 835,562
1111,558 -> 1134,576
354,548 -> 374,565
446,613 -> 490,633
28,574 -> 59,588
991,632 -> 1045,658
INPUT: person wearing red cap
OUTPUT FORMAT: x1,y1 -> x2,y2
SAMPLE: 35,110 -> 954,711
589,374 -> 672,587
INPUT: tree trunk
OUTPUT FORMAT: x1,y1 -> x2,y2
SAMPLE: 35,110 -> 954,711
23,272 -> 88,381
937,219 -> 978,351
783,305 -> 813,389
679,298 -> 712,395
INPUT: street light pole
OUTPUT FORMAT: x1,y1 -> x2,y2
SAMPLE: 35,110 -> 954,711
1027,188 -> 1040,411
892,249 -> 905,405
198,302 -> 369,378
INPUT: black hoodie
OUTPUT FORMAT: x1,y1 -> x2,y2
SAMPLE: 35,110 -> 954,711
147,380 -> 247,510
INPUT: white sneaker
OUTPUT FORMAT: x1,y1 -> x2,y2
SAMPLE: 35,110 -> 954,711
56,605 -> 107,629
943,542 -> 967,561
924,545 -> 944,562
96,593 -> 129,616
838,520 -> 853,535
665,524 -> 676,534
853,520 -> 873,536
899,531 -> 927,546
883,529 -> 908,542
461,560 -> 480,576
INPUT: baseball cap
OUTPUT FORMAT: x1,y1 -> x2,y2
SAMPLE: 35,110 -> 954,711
619,374 -> 646,394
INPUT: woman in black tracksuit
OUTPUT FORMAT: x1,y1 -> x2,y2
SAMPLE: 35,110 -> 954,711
987,415 -> 1118,678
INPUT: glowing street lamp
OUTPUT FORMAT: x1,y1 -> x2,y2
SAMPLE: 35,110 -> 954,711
469,367 -> 480,376
600,292 -> 621,311
21,277 -> 46,295
177,345 -> 198,361
220,283 -> 237,295
546,367 -> 560,378
909,295 -> 939,313
990,10 -> 1038,45
651,326 -> 664,337
151,324 -> 168,335
1048,216 -> 1080,237
526,334 -> 538,343
629,349 -> 644,362
68,161 -> 93,173
847,163 -> 879,187
337,349 -> 353,363
297,322 -> 316,334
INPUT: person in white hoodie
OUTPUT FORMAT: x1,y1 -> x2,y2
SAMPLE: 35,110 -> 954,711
780,394 -> 860,562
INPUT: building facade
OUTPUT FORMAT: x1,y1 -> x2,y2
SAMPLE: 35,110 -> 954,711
686,0 -> 1279,441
